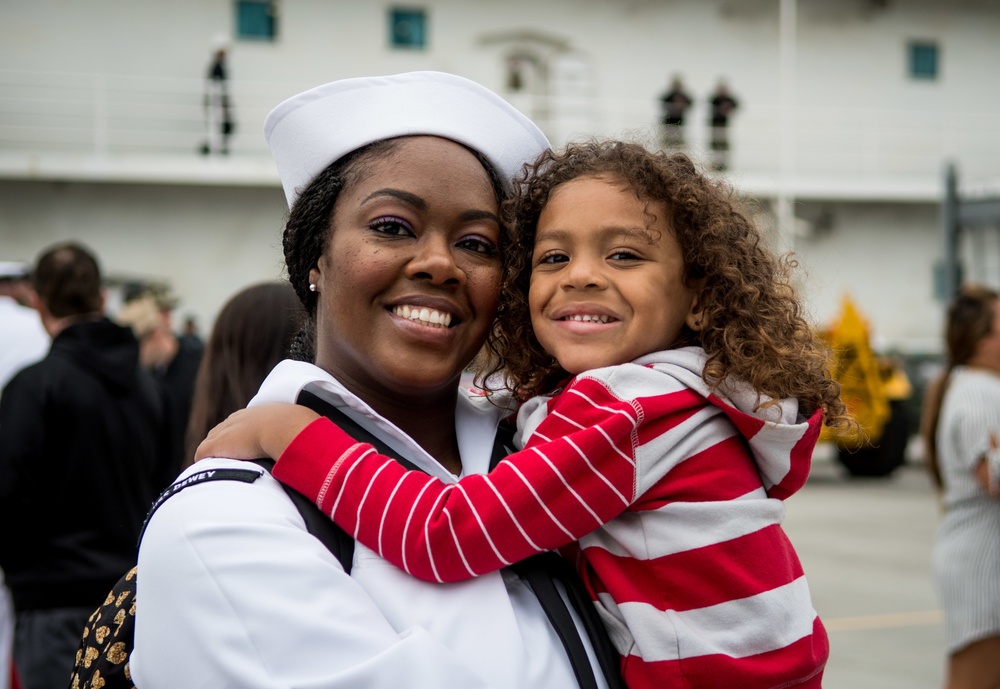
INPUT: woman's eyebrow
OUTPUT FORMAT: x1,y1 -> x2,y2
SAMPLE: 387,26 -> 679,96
459,209 -> 501,224
362,189 -> 499,225
361,188 -> 426,209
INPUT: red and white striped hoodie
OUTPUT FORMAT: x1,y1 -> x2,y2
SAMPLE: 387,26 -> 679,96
273,347 -> 828,689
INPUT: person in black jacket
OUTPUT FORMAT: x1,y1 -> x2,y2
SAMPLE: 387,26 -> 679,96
0,242 -> 171,689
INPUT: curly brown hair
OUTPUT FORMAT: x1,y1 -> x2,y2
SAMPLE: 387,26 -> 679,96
480,140 -> 848,426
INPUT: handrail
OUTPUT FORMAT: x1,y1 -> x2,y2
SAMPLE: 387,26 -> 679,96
1,69 -> 999,180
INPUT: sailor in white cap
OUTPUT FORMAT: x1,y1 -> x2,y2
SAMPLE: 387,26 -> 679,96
133,72 -> 616,689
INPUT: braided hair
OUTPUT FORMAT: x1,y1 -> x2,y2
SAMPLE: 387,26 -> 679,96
280,139 -> 400,361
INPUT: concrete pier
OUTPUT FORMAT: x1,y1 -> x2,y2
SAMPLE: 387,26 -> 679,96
785,449 -> 946,689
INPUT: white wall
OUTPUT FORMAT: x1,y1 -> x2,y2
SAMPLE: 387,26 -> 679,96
0,180 -> 288,334
792,199 -> 943,353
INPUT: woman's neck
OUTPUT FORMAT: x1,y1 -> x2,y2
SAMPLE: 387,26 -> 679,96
964,356 -> 1000,377
965,363 -> 1000,378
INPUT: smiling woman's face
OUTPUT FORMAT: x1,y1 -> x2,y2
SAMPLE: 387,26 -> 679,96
309,136 -> 502,403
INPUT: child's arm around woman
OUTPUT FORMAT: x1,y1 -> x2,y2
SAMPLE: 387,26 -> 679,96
207,346 -> 823,585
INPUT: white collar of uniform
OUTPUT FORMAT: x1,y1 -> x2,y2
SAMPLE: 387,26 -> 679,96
250,359 -> 506,482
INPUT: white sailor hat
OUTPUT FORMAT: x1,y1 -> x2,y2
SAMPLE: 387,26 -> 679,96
264,71 -> 550,208
0,261 -> 31,280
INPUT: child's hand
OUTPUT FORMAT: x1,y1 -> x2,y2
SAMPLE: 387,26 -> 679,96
195,403 -> 321,463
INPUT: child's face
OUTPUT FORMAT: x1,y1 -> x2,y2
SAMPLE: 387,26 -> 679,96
528,175 -> 699,375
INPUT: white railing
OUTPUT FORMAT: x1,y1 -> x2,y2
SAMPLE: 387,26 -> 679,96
2,69 -> 1000,181
0,69 -> 306,157
558,93 -> 1000,181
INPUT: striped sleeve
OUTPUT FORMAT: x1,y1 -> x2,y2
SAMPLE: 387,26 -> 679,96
272,378 -> 698,583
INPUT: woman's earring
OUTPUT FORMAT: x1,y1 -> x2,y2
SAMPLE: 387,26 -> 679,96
309,283 -> 317,293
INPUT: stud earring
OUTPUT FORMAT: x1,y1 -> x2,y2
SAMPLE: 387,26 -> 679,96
309,283 -> 317,292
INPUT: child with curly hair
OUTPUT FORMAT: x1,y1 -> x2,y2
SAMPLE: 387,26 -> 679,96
200,141 -> 847,689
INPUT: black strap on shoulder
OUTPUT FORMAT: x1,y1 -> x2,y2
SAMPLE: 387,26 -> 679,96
510,554 -> 603,689
535,552 -> 626,689
292,385 -> 424,573
490,420 -> 519,470
491,419 -> 626,689
137,459 -> 357,574
249,458 -> 355,574
139,466 -> 263,545
298,386 -> 421,472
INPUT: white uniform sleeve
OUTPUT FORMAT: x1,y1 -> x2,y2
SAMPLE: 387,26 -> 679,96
131,461 -> 494,689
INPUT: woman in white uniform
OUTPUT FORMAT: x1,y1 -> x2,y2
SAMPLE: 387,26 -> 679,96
922,284 -> 1000,689
131,72 -> 614,689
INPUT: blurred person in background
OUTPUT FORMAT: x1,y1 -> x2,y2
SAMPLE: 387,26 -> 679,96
921,284 -> 1000,689
179,314 -> 204,350
201,36 -> 234,155
181,281 -> 304,470
707,79 -> 739,171
0,243 -> 171,689
0,262 -> 49,689
0,262 -> 49,396
658,75 -> 692,149
117,287 -> 203,477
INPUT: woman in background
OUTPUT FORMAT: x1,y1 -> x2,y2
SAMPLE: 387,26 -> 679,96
921,284 -> 1000,689
182,281 -> 303,470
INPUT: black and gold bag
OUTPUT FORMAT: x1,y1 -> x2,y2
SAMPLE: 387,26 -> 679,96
69,567 -> 137,689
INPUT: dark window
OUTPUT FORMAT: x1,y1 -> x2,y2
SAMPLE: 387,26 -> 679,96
237,1 -> 277,41
908,41 -> 938,80
389,8 -> 427,49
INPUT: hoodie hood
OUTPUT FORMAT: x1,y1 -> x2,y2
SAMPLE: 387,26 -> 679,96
50,318 -> 142,393
633,347 -> 822,500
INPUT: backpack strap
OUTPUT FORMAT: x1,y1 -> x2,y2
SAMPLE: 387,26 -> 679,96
492,420 -> 626,689
250,458 -> 355,574
292,384 -> 427,571
139,466 -> 263,545
298,385 -> 421,472
137,460 -> 357,574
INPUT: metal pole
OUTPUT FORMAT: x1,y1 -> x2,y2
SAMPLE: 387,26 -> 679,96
942,163 -> 959,301
777,0 -> 797,253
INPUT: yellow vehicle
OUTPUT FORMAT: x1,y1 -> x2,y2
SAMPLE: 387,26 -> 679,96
819,296 -> 913,477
